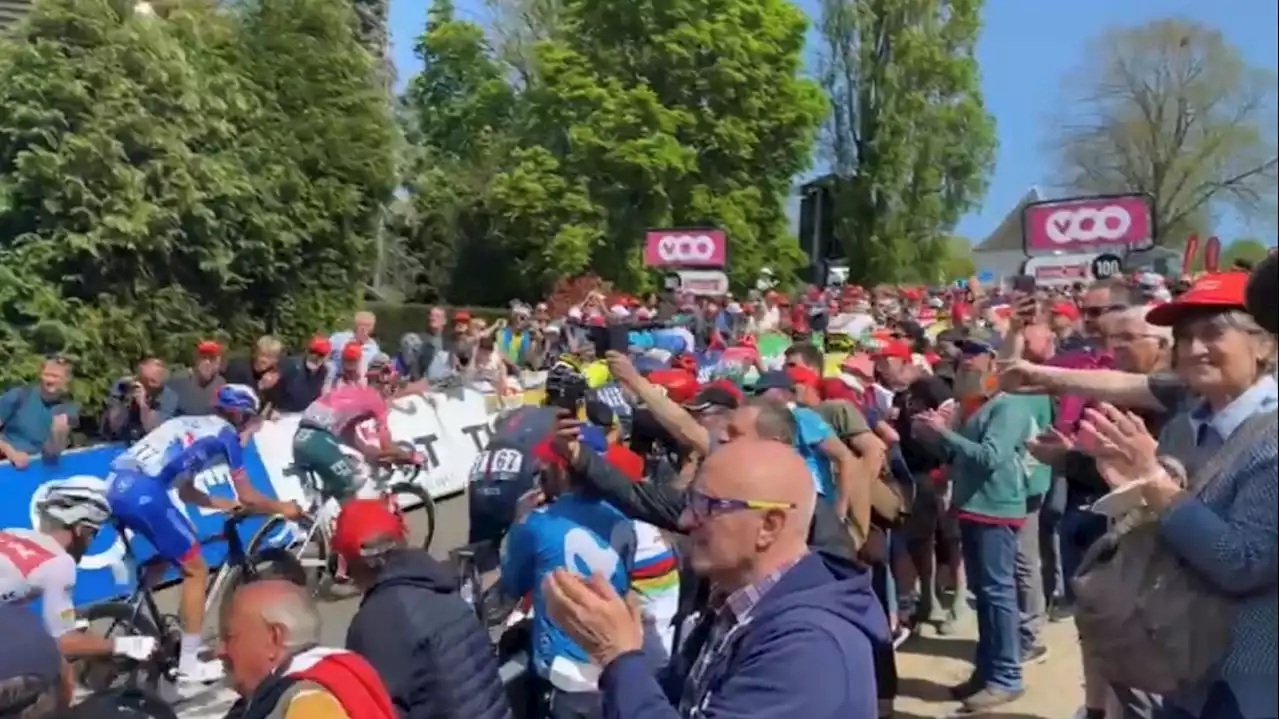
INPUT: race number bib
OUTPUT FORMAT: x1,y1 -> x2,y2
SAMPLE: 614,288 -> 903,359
468,448 -> 525,481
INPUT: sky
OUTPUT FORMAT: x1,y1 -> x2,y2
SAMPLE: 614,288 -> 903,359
386,0 -> 1279,246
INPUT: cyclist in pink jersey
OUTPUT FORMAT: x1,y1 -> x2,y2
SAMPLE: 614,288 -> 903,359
292,355 -> 422,501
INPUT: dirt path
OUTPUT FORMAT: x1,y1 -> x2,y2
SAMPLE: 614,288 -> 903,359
892,613 -> 1085,718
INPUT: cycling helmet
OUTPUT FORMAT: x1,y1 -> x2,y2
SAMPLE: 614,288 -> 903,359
39,478 -> 111,531
332,499 -> 406,561
670,353 -> 698,374
215,384 -> 260,416
365,353 -> 397,382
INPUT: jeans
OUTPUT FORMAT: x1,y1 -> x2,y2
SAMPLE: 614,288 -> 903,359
1039,476 -> 1067,600
1059,505 -> 1109,603
960,520 -> 1023,692
1015,508 -> 1045,652
870,548 -> 899,703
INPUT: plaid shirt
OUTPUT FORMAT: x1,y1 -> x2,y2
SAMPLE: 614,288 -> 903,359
678,554 -> 807,715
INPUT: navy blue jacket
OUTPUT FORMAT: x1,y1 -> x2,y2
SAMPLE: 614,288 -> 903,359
345,550 -> 513,719
601,551 -> 887,719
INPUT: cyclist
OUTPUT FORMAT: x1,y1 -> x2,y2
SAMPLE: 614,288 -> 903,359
0,480 -> 158,663
105,384 -> 300,685
292,354 -> 424,505
465,401 -> 558,574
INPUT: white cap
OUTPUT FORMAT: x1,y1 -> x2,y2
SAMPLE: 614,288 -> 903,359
610,304 -> 630,318
567,307 -> 583,320
635,308 -> 653,320
725,302 -> 743,315
1138,272 -> 1164,288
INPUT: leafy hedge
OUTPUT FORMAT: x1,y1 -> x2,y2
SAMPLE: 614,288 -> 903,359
0,0 -> 396,411
366,303 -> 507,346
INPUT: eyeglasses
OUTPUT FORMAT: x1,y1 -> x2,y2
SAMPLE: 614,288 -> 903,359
682,487 -> 796,523
1081,304 -> 1126,319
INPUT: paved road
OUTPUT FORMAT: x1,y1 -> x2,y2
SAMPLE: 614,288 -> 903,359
121,492 -> 1088,718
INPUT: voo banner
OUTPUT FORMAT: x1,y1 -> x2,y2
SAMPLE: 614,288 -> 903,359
1022,194 -> 1154,253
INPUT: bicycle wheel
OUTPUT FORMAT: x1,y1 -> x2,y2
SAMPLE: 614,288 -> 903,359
243,515 -> 321,588
73,601 -> 167,693
388,482 -> 437,552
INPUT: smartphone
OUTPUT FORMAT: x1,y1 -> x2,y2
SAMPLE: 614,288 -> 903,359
606,325 -> 630,354
1011,275 -> 1037,294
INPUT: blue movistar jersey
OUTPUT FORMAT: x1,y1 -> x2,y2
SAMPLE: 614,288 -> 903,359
501,493 -> 636,693
108,415 -> 245,486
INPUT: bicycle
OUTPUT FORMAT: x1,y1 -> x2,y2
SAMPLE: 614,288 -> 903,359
73,511 -> 306,692
243,450 -> 437,599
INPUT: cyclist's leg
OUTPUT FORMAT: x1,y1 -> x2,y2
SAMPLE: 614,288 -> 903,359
107,473 -> 214,680
295,428 -> 363,503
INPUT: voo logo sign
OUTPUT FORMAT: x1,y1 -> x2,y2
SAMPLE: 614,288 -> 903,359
1022,194 -> 1153,253
644,228 -> 727,268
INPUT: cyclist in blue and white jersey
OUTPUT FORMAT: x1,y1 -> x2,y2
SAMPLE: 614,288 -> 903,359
104,384 -> 302,685
500,406 -> 636,718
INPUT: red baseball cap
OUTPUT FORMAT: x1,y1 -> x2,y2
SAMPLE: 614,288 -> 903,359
1050,302 -> 1080,321
308,336 -> 332,355
332,499 -> 406,561
454,310 -> 472,322
341,341 -> 363,362
873,340 -> 913,361
196,340 -> 223,357
784,365 -> 821,389
603,445 -> 645,484
1146,272 -> 1250,327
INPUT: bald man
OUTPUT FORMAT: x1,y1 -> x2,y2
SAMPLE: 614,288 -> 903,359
218,580 -> 396,719
587,439 -> 886,719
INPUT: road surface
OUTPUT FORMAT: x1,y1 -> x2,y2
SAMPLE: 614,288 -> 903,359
123,492 -> 1088,718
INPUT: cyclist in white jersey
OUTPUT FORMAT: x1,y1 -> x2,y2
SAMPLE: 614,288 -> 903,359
0,480 -> 159,663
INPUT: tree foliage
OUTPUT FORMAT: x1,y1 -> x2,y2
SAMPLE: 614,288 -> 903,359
0,0 -> 395,408
1049,18 -> 1279,244
817,0 -> 996,286
1220,238 -> 1271,268
395,0 -> 826,302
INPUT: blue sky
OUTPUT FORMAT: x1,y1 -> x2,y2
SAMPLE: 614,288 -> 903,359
387,0 -> 1278,245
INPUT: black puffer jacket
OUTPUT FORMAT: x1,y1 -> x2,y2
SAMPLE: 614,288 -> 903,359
345,550 -> 513,719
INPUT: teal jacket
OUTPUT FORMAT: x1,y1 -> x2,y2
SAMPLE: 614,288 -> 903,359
937,393 -> 1043,520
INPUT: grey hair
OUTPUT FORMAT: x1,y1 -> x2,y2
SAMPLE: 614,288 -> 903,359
1118,306 -> 1173,344
1174,309 -> 1278,374
746,396 -> 797,445
259,583 -> 322,649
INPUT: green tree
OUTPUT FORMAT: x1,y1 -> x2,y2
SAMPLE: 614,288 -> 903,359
522,0 -> 827,290
1221,238 -> 1270,268
817,0 -> 997,286
1049,19 -> 1279,244
0,0 -> 394,409
940,236 -> 977,282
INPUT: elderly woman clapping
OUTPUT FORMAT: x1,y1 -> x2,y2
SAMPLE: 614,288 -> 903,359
1077,272 -> 1278,719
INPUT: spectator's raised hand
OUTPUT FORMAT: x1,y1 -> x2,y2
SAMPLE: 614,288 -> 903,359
604,350 -> 640,386
1025,427 -> 1074,467
1077,404 -> 1160,489
542,568 -> 643,668
996,358 -> 1050,394
911,409 -> 947,438
550,408 -> 581,462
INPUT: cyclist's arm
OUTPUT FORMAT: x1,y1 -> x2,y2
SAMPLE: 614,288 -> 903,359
38,558 -> 112,656
369,404 -> 416,463
192,432 -> 291,515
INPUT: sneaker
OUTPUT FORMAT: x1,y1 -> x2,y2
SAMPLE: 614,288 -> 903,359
959,686 -> 1025,713
890,625 -> 911,649
177,658 -> 224,686
1021,643 -> 1050,665
948,677 -> 983,701
1049,602 -> 1075,622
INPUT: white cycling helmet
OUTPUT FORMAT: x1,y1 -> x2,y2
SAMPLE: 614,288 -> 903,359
39,478 -> 112,531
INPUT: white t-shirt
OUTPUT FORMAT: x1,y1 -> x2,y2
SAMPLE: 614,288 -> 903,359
757,305 -> 781,332
828,312 -> 874,337
0,528 -> 78,637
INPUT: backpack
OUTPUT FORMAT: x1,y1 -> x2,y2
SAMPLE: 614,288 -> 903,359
1071,410 -> 1277,694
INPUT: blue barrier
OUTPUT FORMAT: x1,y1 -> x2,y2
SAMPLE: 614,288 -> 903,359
0,441 -> 280,607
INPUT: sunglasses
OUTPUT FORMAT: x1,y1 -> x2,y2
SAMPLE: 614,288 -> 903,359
682,487 -> 795,523
1081,304 -> 1126,318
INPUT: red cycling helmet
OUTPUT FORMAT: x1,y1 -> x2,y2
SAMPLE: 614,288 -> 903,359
647,368 -> 698,404
670,353 -> 698,374
332,499 -> 407,562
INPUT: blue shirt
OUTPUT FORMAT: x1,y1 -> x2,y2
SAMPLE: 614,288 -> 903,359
501,493 -> 636,692
326,331 -> 380,379
109,415 -> 245,486
792,406 -> 836,497
0,386 -> 78,456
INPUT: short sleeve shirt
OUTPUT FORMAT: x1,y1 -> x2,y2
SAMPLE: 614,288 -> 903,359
792,406 -> 837,497
817,400 -> 871,439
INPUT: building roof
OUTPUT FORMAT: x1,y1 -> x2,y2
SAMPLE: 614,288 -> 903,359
973,186 -> 1045,253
